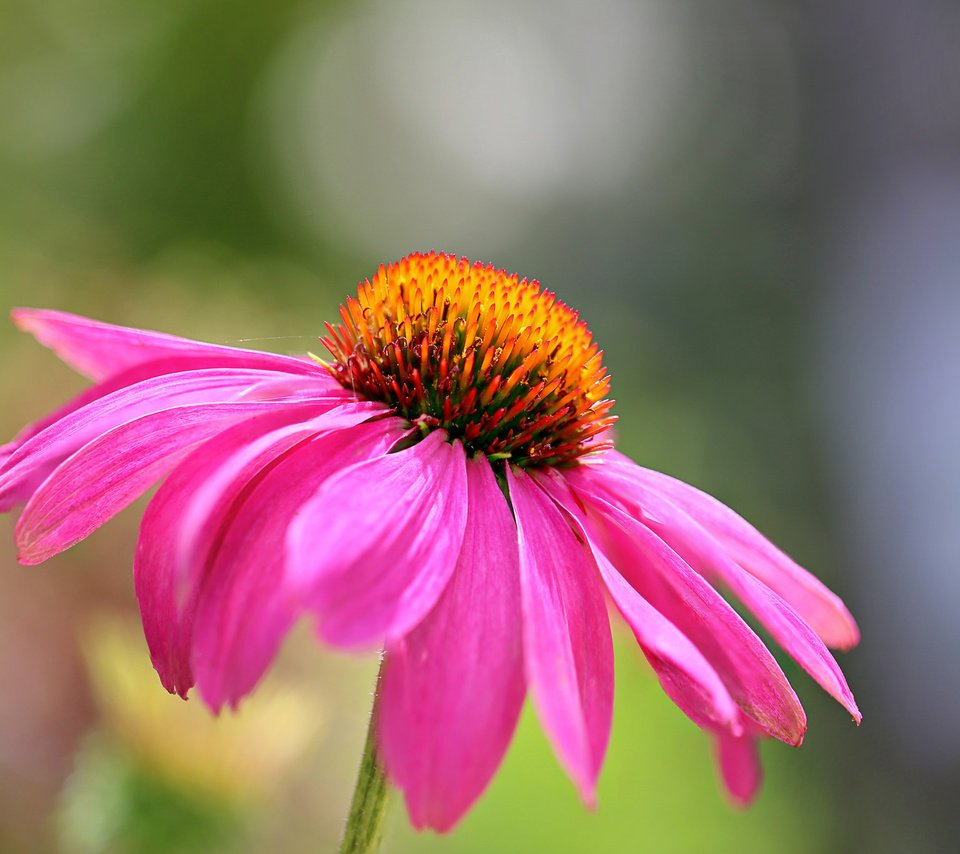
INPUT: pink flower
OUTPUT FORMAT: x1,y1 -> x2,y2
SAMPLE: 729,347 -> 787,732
2,252 -> 859,831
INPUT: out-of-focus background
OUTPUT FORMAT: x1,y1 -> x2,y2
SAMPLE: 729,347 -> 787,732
1,1 -> 957,851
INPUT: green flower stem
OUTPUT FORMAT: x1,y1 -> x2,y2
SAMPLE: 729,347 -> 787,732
339,657 -> 391,854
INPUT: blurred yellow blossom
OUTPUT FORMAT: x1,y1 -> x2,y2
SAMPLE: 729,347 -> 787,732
80,616 -> 327,806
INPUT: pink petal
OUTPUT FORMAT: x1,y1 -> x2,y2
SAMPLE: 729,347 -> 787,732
287,431 -> 468,649
15,400 -> 327,565
0,359 -> 330,505
236,374 -> 341,403
378,455 -> 525,832
12,308 -> 329,382
600,560 -> 742,734
507,466 -> 614,806
575,486 -> 807,746
716,732 -> 763,807
192,418 -> 409,710
0,368 -> 314,512
711,568 -> 860,722
568,464 -> 861,722
175,401 -> 390,591
133,406 -> 356,697
533,471 -> 742,736
0,357 -> 344,512
1,363 -> 185,507
544,474 -> 769,803
605,452 -> 860,650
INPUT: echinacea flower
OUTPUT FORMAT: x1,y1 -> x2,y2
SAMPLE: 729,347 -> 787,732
1,252 -> 860,834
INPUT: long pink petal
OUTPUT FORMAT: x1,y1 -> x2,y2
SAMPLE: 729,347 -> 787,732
0,368 -> 320,512
575,486 -> 807,746
533,471 -> 742,736
378,455 -> 525,832
133,406 -> 354,697
507,466 -> 614,805
12,308 -> 329,382
1,362 -> 205,507
0,358 -> 333,505
603,452 -> 859,650
14,400 -> 331,565
287,431 -> 468,649
711,568 -> 860,722
568,464 -> 861,722
175,401 -> 389,590
192,418 -> 409,710
564,491 -> 769,808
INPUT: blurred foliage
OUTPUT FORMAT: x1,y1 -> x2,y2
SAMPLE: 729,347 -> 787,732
60,737 -> 247,854
54,619 -> 329,853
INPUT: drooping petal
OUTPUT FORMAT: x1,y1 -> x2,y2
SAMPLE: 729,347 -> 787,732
0,368 -> 310,512
378,454 -> 525,832
546,476 -> 771,806
533,471 -> 741,736
603,452 -> 859,650
575,486 -> 807,746
545,473 -> 770,803
15,400 -> 329,565
0,358 -> 331,504
567,463 -> 861,722
175,400 -> 389,591
710,567 -> 860,722
287,430 -> 468,649
192,418 -> 409,710
716,732 -> 763,807
12,307 -> 329,382
2,365 -> 190,508
507,466 -> 614,805
600,559 -> 744,734
133,406 -> 342,697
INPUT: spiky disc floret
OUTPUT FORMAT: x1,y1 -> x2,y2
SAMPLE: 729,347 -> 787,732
321,252 -> 616,467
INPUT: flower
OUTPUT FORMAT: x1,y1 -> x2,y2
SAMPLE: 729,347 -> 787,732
1,251 -> 860,832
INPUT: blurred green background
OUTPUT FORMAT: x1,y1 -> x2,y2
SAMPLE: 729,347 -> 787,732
2,1 -> 958,851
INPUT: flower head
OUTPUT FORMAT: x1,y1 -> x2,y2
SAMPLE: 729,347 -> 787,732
1,252 -> 859,832
321,252 -> 615,466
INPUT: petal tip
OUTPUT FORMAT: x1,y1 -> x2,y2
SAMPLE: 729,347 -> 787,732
834,621 -> 861,652
839,683 -> 862,724
409,809 -> 459,835
200,691 -> 226,717
15,535 -> 47,566
10,307 -> 35,329
726,788 -> 759,809
154,667 -> 192,700
10,307 -> 57,337
581,787 -> 599,812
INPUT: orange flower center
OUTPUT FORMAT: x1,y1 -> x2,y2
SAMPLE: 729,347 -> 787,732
321,252 -> 616,467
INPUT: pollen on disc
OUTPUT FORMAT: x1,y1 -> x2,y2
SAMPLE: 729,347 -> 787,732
321,252 -> 616,467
